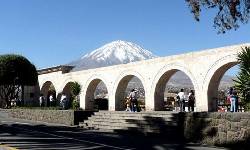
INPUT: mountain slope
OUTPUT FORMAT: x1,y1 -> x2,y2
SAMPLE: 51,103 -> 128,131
68,40 -> 157,71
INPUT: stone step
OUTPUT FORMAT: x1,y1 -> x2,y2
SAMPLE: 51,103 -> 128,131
89,115 -> 177,121
95,111 -> 178,115
82,122 -> 178,131
80,121 -> 179,131
93,111 -> 178,117
90,115 -> 177,120
84,120 -> 177,127
89,114 -> 178,120
83,119 -> 178,126
79,111 -> 181,136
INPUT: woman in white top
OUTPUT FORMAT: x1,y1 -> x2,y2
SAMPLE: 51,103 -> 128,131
177,89 -> 185,112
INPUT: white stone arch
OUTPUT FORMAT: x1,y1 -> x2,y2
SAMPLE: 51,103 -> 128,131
40,80 -> 58,106
82,74 -> 110,110
40,80 -> 55,90
58,78 -> 76,92
57,78 -> 77,102
111,70 -> 146,111
150,63 -> 199,111
40,80 -> 59,94
202,54 -> 238,111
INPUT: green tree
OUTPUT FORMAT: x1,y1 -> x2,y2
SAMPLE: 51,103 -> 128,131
70,81 -> 81,110
0,54 -> 38,108
186,0 -> 250,33
234,47 -> 250,110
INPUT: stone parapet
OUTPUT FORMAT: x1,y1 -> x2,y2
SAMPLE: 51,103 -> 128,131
5,109 -> 93,126
183,112 -> 250,146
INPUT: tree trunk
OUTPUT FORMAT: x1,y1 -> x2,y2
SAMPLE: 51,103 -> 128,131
21,85 -> 24,106
5,98 -> 11,108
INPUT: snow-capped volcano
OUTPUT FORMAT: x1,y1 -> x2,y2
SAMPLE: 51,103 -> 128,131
68,40 -> 157,71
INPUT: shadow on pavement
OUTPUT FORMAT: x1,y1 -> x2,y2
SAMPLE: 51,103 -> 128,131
0,121 -> 204,150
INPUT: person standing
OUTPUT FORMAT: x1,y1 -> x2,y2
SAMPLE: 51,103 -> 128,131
188,90 -> 195,112
49,94 -> 54,107
60,93 -> 67,109
177,89 -> 185,112
129,89 -> 138,112
230,91 -> 238,112
125,97 -> 131,112
39,94 -> 45,107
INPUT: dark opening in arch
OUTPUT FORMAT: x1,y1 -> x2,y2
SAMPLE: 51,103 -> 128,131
115,75 -> 145,111
85,79 -> 108,110
154,70 -> 195,111
208,62 -> 239,112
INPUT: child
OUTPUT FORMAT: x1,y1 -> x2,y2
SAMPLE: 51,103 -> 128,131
125,97 -> 131,112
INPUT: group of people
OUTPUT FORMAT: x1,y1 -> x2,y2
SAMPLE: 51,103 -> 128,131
176,89 -> 195,112
39,94 -> 55,107
125,89 -> 139,112
176,87 -> 239,112
39,93 -> 68,109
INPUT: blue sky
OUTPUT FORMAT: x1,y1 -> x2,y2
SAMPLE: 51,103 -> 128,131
0,0 -> 249,75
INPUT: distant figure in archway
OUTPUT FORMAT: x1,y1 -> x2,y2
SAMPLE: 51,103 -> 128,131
228,87 -> 234,95
49,94 -> 54,107
188,90 -> 195,112
39,94 -> 45,107
177,89 -> 185,112
129,89 -> 138,112
230,91 -> 238,112
60,93 -> 67,110
125,97 -> 131,112
226,87 -> 234,108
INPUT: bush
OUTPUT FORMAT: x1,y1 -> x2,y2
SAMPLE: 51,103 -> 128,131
72,98 -> 80,110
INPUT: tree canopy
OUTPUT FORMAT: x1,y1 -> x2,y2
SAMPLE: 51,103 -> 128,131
186,0 -> 250,33
69,81 -> 81,110
0,54 -> 38,86
70,81 -> 81,97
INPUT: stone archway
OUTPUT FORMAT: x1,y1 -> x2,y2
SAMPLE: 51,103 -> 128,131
151,63 -> 198,111
115,75 -> 145,111
60,82 -> 75,108
207,62 -> 238,111
40,81 -> 56,107
85,79 -> 108,110
202,54 -> 238,112
154,69 -> 195,111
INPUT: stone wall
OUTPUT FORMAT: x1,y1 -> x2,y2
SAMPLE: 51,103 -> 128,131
183,112 -> 250,147
5,109 -> 93,126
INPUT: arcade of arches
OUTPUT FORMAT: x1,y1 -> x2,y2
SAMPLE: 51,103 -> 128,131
36,43 -> 250,112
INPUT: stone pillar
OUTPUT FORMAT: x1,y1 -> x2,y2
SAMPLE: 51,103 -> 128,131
145,93 -> 154,111
195,90 -> 209,112
108,92 -> 116,111
79,92 -> 86,110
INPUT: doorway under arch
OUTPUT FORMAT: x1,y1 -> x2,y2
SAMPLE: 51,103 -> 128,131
40,81 -> 56,107
115,75 -> 145,111
207,62 -> 238,112
154,70 -> 195,111
85,79 -> 109,110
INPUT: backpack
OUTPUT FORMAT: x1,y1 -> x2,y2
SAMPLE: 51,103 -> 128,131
188,94 -> 194,101
176,95 -> 180,101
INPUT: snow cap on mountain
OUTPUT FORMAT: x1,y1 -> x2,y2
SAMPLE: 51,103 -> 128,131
68,40 -> 158,71
82,40 -> 157,61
